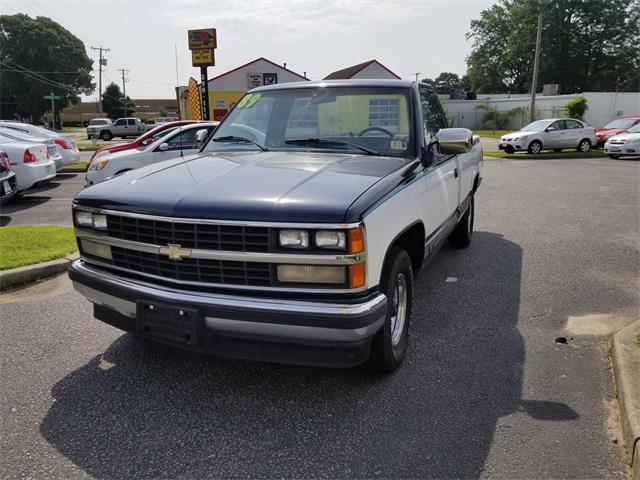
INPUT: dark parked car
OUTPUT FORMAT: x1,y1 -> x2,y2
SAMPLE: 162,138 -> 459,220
0,150 -> 18,204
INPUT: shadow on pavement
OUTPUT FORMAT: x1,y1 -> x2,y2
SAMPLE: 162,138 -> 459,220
1,196 -> 51,215
40,232 -> 577,478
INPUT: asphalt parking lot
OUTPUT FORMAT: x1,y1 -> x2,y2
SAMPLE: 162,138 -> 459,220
1,155 -> 638,478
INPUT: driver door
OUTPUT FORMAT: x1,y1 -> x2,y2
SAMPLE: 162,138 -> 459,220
545,120 -> 566,148
418,85 -> 460,232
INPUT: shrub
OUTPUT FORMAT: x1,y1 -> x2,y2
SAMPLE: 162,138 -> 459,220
565,96 -> 588,120
475,104 -> 522,130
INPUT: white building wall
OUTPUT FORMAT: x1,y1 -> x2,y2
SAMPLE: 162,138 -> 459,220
443,92 -> 640,130
350,63 -> 399,80
210,59 -> 308,91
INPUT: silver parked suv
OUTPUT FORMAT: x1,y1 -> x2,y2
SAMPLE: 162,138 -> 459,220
499,118 -> 597,154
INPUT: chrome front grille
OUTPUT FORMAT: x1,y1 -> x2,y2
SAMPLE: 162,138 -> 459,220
106,215 -> 270,252
109,247 -> 273,286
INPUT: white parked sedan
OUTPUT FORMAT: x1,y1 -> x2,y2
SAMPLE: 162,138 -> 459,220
85,122 -> 217,185
499,118 -> 597,154
0,121 -> 80,165
0,128 -> 65,172
0,141 -> 56,191
604,123 -> 640,159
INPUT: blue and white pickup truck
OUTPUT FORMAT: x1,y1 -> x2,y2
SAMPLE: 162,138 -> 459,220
69,80 -> 483,372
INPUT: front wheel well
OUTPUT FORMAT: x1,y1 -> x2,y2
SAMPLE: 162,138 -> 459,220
386,222 -> 425,273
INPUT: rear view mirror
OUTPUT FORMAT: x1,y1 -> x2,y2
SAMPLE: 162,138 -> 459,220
437,128 -> 473,154
158,143 -> 169,151
195,129 -> 209,149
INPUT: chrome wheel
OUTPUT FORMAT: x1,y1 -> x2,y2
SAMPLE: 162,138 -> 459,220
579,140 -> 591,152
390,273 -> 408,346
529,142 -> 541,154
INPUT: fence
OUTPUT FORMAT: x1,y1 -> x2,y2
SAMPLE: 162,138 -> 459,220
449,107 -> 569,131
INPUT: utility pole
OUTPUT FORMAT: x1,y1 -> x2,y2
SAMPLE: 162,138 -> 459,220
117,68 -> 130,118
91,46 -> 110,115
528,10 -> 543,123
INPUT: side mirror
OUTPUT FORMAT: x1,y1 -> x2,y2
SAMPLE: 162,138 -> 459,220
195,129 -> 208,150
158,142 -> 169,151
546,127 -> 556,132
437,128 -> 473,154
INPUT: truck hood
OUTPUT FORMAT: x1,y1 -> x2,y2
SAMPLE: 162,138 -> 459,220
74,150 -> 408,223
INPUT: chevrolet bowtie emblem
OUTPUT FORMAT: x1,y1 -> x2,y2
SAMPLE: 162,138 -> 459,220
159,243 -> 192,260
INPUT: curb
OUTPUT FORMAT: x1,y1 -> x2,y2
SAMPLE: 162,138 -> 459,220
611,320 -> 640,479
60,168 -> 88,173
0,253 -> 79,292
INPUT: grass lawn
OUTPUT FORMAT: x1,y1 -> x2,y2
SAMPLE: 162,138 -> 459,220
76,142 -> 109,151
62,161 -> 89,171
484,149 -> 606,159
473,130 -> 511,139
0,226 -> 77,271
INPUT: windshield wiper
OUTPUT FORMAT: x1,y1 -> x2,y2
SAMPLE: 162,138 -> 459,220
284,138 -> 379,156
212,135 -> 268,151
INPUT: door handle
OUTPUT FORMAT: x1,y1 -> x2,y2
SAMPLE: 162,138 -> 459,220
454,168 -> 459,178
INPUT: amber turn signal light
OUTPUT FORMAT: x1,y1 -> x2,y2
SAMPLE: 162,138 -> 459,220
349,263 -> 366,288
348,227 -> 364,254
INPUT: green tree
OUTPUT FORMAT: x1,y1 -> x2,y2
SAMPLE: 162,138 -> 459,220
101,82 -> 135,119
434,72 -> 461,94
0,14 -> 94,125
466,0 -> 640,94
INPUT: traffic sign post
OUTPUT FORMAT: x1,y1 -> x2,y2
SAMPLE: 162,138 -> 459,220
188,28 -> 217,121
43,92 -> 61,129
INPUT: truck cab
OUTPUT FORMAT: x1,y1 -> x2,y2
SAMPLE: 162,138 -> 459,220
69,80 -> 482,372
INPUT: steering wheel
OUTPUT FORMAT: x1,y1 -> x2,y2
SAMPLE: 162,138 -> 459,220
357,126 -> 395,137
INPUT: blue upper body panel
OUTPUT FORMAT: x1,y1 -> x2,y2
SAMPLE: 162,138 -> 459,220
74,150 -> 413,223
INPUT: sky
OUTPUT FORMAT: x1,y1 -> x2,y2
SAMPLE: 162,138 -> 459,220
1,0 -> 497,100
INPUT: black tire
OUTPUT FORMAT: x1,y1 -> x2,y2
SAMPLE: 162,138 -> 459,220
553,149 -> 563,152
368,247 -> 413,373
505,146 -> 515,154
608,154 -> 621,159
100,130 -> 113,141
448,196 -> 474,248
577,138 -> 591,153
527,140 -> 542,154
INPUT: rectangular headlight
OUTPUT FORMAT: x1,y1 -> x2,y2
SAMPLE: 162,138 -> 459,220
92,214 -> 107,230
80,239 -> 112,260
315,230 -> 346,250
277,265 -> 345,284
279,230 -> 309,249
75,211 -> 93,227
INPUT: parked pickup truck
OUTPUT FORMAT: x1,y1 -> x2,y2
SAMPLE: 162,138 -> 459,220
87,117 -> 148,141
69,79 -> 483,372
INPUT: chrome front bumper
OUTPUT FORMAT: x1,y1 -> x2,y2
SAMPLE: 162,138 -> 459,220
69,259 -> 387,366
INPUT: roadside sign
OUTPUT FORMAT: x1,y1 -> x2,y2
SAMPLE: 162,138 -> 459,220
191,49 -> 215,67
188,28 -> 217,50
43,94 -> 61,100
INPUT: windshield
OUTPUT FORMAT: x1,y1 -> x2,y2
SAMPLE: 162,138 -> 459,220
521,120 -> 554,132
626,124 -> 640,134
603,118 -> 636,129
204,86 -> 413,157
0,128 -> 40,142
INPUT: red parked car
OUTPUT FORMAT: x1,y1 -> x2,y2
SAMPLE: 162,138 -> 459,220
90,120 -> 205,160
595,117 -> 640,146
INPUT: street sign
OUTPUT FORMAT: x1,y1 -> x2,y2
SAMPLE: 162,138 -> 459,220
191,49 -> 215,67
43,94 -> 61,100
188,28 -> 217,50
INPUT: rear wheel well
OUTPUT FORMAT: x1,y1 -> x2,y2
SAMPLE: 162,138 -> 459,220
387,222 -> 425,273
